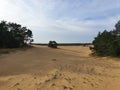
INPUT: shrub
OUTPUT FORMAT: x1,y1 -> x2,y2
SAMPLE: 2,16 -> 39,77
48,41 -> 58,48
0,21 -> 33,48
92,21 -> 120,57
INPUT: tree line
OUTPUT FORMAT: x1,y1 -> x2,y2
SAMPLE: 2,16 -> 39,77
0,21 -> 33,48
92,20 -> 120,57
0,20 -> 120,57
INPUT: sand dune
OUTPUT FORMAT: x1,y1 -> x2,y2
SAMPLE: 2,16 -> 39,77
0,46 -> 120,90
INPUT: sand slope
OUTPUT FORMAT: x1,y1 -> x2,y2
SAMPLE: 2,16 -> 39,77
0,46 -> 120,90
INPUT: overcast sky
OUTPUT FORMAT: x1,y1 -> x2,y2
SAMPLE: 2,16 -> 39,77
0,0 -> 120,43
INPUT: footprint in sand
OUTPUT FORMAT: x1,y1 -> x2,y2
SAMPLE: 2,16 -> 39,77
64,78 -> 72,83
52,59 -> 57,61
13,82 -> 20,87
51,83 -> 56,87
17,88 -> 22,90
62,85 -> 73,90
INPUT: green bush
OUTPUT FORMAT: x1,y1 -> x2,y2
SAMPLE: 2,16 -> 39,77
0,21 -> 33,48
92,21 -> 120,57
48,41 -> 58,48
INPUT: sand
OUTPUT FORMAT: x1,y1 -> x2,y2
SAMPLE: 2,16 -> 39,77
0,46 -> 120,90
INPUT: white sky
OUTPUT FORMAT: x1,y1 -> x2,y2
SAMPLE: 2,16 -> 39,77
0,0 -> 120,43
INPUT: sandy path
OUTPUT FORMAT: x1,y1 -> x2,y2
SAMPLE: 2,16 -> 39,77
0,46 -> 120,90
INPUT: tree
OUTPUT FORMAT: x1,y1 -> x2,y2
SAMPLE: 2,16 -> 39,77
0,21 -> 33,48
115,20 -> 120,35
48,41 -> 58,48
92,21 -> 120,57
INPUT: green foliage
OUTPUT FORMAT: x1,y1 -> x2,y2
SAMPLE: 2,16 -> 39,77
92,21 -> 120,57
48,41 -> 58,48
0,21 -> 33,48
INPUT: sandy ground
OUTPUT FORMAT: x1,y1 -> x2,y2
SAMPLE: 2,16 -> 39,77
0,46 -> 120,90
